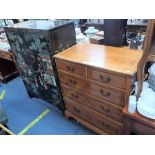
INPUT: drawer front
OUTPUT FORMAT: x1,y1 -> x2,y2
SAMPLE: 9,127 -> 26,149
59,72 -> 87,91
87,68 -> 125,89
60,72 -> 123,106
88,82 -> 123,106
62,86 -> 123,123
57,60 -> 85,76
65,99 -> 122,134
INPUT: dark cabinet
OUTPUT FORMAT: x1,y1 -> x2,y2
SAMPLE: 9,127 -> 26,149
4,20 -> 76,110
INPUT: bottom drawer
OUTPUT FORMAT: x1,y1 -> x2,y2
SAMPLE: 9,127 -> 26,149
65,99 -> 123,135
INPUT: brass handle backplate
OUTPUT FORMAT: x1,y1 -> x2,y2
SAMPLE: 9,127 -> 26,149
100,105 -> 111,113
71,93 -> 79,99
100,89 -> 110,97
66,66 -> 75,73
73,107 -> 81,113
99,75 -> 111,83
69,79 -> 77,85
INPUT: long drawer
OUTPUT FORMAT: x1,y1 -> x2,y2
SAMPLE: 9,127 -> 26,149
88,82 -> 123,107
59,72 -> 124,107
87,67 -> 125,89
57,60 -> 85,77
65,99 -> 123,135
62,86 -> 123,123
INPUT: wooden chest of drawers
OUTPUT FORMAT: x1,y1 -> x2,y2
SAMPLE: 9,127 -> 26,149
54,43 -> 142,134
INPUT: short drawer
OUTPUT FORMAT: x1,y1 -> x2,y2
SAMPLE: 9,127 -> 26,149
57,60 -> 85,76
88,82 -> 124,107
65,99 -> 123,135
59,72 -> 87,91
87,68 -> 125,89
62,86 -> 123,123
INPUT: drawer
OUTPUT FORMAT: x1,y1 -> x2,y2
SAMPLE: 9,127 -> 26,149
62,86 -> 123,123
88,82 -> 123,107
57,60 -> 85,76
65,99 -> 122,134
87,68 -> 125,89
60,72 -> 124,107
59,72 -> 87,91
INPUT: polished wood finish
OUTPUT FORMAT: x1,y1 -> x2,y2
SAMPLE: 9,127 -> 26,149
60,72 -> 124,107
54,43 -> 142,134
65,99 -> 123,135
123,104 -> 155,134
59,72 -> 86,91
54,43 -> 142,76
57,59 -> 85,77
62,86 -> 123,123
137,19 -> 155,100
65,111 -> 107,135
87,67 -> 126,89
87,81 -> 123,106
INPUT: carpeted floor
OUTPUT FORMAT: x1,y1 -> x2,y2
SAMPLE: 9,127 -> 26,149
0,77 -> 95,135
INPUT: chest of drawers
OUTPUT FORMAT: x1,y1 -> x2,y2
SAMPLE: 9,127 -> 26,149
54,43 -> 142,134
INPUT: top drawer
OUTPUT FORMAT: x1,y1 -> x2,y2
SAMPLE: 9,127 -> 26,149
57,60 -> 85,77
87,68 -> 125,89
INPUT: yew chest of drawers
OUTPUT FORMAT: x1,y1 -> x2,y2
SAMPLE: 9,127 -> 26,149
54,43 -> 142,134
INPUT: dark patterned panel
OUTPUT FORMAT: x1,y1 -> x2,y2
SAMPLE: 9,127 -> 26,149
4,21 -> 76,111
5,30 -> 62,109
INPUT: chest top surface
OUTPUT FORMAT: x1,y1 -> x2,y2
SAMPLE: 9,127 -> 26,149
54,43 -> 142,76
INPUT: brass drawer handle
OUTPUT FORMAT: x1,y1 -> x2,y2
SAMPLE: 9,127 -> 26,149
71,93 -> 79,99
100,90 -> 110,97
99,75 -> 111,83
102,122 -> 110,129
73,107 -> 81,113
66,66 -> 75,72
69,79 -> 77,85
100,105 -> 111,113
